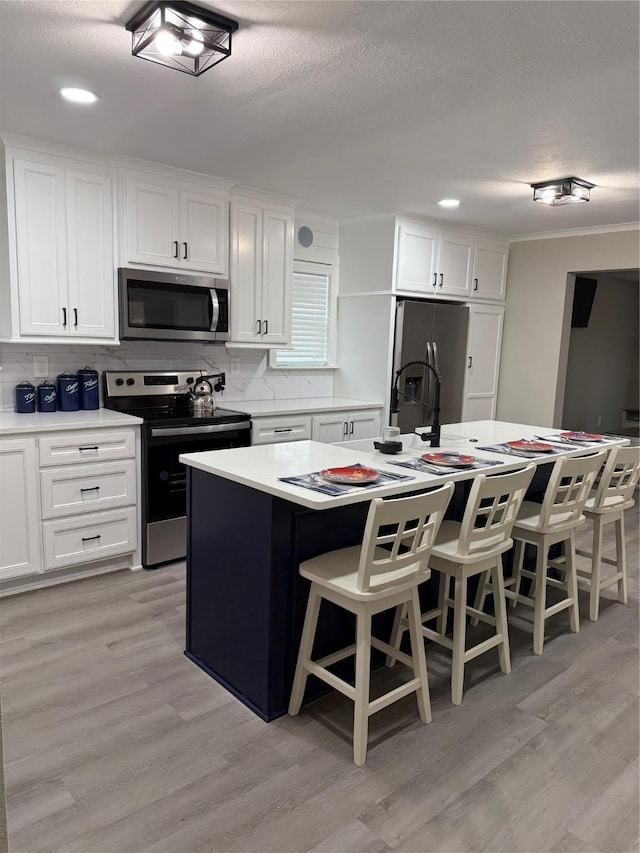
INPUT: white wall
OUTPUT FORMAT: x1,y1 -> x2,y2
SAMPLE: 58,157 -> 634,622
497,228 -> 640,427
562,275 -> 639,432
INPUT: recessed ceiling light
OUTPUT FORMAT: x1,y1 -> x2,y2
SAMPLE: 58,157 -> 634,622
438,199 -> 460,208
59,87 -> 99,104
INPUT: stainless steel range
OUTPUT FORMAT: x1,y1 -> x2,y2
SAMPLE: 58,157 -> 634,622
103,370 -> 251,568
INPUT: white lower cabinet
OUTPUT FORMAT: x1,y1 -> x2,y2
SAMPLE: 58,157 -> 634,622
251,415 -> 312,445
312,410 -> 382,444
0,438 -> 42,581
43,507 -> 137,572
0,425 -> 139,592
462,305 -> 504,421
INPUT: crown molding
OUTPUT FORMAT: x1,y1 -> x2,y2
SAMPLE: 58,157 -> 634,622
509,222 -> 640,242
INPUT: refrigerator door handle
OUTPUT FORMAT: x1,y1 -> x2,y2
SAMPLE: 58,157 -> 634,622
432,341 -> 440,373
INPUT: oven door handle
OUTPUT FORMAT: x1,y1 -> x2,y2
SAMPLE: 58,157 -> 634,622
150,422 -> 250,438
209,289 -> 220,333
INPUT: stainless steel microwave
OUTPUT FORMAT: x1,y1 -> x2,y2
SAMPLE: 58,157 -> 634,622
118,268 -> 230,343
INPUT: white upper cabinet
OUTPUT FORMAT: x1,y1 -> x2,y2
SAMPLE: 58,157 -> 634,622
470,238 -> 509,301
124,175 -> 228,275
229,196 -> 293,347
436,230 -> 474,298
4,148 -> 116,343
394,221 -> 439,292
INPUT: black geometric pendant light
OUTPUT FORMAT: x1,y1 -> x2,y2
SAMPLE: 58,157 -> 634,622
126,1 -> 239,77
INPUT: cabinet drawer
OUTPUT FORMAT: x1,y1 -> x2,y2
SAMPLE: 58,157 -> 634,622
39,429 -> 136,466
42,507 -> 137,571
251,416 -> 312,445
40,460 -> 137,519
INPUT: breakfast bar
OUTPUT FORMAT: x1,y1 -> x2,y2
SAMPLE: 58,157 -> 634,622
180,420 -> 620,721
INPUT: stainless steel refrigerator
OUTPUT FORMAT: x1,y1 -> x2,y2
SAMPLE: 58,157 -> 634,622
391,299 -> 469,434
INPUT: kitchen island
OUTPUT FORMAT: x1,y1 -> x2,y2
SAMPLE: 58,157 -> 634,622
180,421 -> 621,721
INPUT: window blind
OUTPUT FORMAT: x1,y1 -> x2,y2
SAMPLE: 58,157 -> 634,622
276,270 -> 330,366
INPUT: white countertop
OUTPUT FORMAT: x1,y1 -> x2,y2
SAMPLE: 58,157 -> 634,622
0,408 -> 143,435
180,420 -> 619,510
225,397 -> 383,417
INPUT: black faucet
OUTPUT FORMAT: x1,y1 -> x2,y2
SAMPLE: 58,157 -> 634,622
390,360 -> 442,448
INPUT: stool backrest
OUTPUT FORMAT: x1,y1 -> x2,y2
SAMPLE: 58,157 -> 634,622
457,464 -> 536,556
538,449 -> 607,527
357,482 -> 453,593
591,444 -> 640,509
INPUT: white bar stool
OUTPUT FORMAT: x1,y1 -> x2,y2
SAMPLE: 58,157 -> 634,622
499,449 -> 607,654
388,464 -> 535,706
288,483 -> 453,766
576,444 -> 640,620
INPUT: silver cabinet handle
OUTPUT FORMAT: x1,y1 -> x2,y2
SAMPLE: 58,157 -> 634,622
473,278 -> 478,291
439,273 -> 444,287
256,319 -> 262,335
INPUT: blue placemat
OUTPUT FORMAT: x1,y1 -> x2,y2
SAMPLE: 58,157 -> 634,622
389,455 -> 505,474
478,442 -> 573,459
280,463 -> 414,496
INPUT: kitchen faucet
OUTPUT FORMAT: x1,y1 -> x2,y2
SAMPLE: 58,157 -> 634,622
390,360 -> 441,448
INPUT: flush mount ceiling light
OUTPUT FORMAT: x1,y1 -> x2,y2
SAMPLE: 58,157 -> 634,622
125,1 -> 239,77
531,176 -> 595,206
438,199 -> 460,208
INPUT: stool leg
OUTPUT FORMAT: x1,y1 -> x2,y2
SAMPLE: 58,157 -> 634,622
589,516 -> 604,621
353,610 -> 372,766
510,539 -> 525,606
566,532 -> 580,634
533,543 -> 548,655
288,586 -> 321,716
436,572 -> 449,635
408,587 -> 432,724
451,575 -> 467,705
471,569 -> 490,626
615,512 -> 628,605
386,603 -> 407,667
492,556 -> 511,674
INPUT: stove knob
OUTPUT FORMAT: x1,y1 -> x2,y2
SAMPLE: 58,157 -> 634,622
115,378 -> 124,386
186,377 -> 194,385
126,378 -> 135,386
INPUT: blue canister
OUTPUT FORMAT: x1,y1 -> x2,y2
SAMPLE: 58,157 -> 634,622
57,372 -> 79,411
37,380 -> 57,413
15,381 -> 36,413
78,366 -> 99,410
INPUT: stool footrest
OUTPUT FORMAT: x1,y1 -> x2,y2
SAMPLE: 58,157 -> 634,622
504,589 -> 534,607
421,625 -> 454,651
372,637 -> 414,669
368,679 -> 421,716
464,633 -> 504,662
316,644 -> 356,669
545,598 -> 574,618
305,661 -> 355,701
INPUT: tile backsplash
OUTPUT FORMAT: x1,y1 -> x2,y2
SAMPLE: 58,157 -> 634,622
0,342 -> 334,411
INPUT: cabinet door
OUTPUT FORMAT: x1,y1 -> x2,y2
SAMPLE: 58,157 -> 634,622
471,239 -> 509,301
394,221 -> 438,293
348,410 -> 382,441
0,438 -> 42,580
312,413 -> 350,443
13,159 -> 68,336
180,189 -> 228,275
125,178 -> 180,267
437,231 -> 473,298
261,208 -> 293,345
230,202 -> 263,342
462,306 -> 504,421
66,170 -> 115,338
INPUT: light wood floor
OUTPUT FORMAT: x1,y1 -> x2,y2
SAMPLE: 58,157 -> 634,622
1,506 -> 638,853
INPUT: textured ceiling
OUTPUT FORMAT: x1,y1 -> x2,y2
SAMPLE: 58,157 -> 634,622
0,0 -> 638,237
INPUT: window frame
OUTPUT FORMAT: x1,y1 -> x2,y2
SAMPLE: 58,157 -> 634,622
269,259 -> 338,370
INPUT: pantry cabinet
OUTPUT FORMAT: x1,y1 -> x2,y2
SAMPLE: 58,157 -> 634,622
2,148 -> 116,343
0,438 -> 41,581
461,304 -> 504,421
123,175 -> 229,275
229,198 -> 293,346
